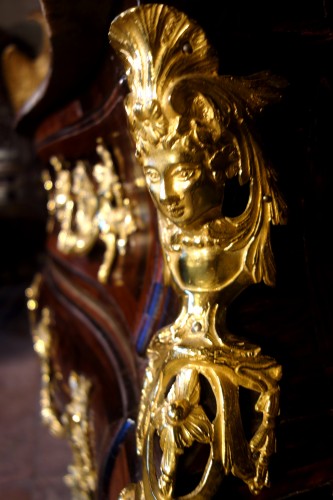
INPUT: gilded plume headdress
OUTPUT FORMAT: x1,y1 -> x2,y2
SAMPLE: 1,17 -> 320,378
109,4 -> 287,286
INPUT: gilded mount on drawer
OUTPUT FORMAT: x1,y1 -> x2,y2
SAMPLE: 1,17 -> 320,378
109,4 -> 287,499
26,275 -> 97,500
45,139 -> 137,283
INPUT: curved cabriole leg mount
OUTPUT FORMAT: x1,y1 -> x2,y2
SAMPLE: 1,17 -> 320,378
109,4 -> 287,498
26,276 -> 97,499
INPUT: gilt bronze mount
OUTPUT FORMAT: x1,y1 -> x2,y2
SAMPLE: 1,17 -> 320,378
109,4 -> 287,498
26,276 -> 97,499
44,139 -> 137,283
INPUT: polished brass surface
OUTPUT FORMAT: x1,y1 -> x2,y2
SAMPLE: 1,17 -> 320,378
26,276 -> 97,499
110,4 -> 287,498
47,139 -> 137,283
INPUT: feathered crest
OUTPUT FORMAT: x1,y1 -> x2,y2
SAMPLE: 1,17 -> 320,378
109,4 -> 287,287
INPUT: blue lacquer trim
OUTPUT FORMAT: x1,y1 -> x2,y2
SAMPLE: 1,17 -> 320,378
136,282 -> 163,354
101,418 -> 136,497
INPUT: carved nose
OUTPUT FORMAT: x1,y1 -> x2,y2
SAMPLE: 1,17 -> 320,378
159,178 -> 179,204
160,195 -> 181,207
159,179 -> 167,202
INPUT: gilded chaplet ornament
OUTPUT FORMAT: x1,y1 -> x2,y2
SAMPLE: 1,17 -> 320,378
109,4 -> 287,498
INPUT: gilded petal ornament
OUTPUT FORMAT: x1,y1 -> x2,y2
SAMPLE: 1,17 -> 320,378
154,369 -> 212,452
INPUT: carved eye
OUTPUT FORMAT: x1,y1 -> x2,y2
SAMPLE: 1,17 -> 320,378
173,166 -> 196,181
144,167 -> 161,183
179,170 -> 194,180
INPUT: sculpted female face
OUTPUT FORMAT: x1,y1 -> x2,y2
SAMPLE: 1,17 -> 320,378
142,150 -> 223,229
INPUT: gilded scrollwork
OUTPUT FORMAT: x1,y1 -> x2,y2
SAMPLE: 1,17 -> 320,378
153,368 -> 213,496
26,276 -> 65,438
109,4 -> 287,498
46,139 -> 137,283
62,372 -> 97,500
26,276 -> 97,499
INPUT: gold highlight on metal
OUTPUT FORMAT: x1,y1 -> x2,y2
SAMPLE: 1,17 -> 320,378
32,307 -> 66,438
47,139 -> 137,283
26,274 -> 64,438
26,276 -> 97,499
62,372 -> 97,500
109,4 -> 287,498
